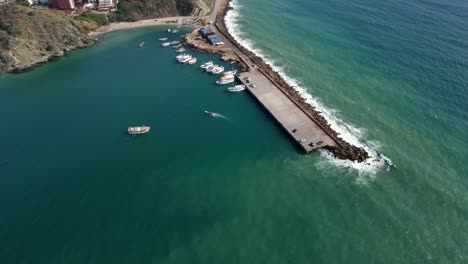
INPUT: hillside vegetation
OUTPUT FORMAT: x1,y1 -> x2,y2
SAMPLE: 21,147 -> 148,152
0,4 -> 100,72
113,0 -> 200,21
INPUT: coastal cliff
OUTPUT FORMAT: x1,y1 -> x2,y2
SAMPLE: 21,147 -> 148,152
0,0 -> 208,73
0,4 -> 99,73
113,0 -> 211,21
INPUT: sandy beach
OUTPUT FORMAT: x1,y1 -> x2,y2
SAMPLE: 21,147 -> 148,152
88,16 -> 204,37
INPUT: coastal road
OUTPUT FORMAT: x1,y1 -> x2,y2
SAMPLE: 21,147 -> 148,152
211,0 -> 221,22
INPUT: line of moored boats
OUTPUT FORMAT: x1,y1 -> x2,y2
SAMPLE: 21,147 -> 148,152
158,32 -> 246,92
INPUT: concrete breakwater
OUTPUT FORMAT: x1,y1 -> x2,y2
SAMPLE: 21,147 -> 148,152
209,0 -> 369,162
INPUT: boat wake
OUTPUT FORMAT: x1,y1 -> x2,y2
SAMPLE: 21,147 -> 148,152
225,0 -> 393,176
205,110 -> 229,120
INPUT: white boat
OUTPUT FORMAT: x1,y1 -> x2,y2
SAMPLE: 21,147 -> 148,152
159,37 -> 168,41
172,29 -> 179,34
138,42 -> 144,48
212,66 -> 225,74
167,29 -> 172,32
220,74 -> 234,80
200,61 -> 213,69
177,54 -> 193,63
176,48 -> 186,53
188,57 -> 197,64
170,40 -> 181,45
223,69 -> 237,76
216,77 -> 235,85
206,64 -> 217,72
176,53 -> 186,59
162,42 -> 171,47
228,84 -> 245,92
204,110 -> 215,117
172,44 -> 182,48
128,126 -> 150,135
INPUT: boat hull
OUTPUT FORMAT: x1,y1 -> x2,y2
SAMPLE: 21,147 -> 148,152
128,126 -> 150,135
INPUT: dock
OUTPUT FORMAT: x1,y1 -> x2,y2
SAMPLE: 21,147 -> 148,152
208,0 -> 338,153
236,71 -> 337,152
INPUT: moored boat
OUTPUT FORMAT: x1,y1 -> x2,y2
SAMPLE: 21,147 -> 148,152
223,69 -> 237,76
188,57 -> 198,64
159,37 -> 168,41
170,40 -> 181,45
139,42 -> 144,48
161,42 -> 171,47
172,29 -> 179,34
172,44 -> 182,48
176,48 -> 186,53
167,29 -> 172,32
177,53 -> 193,63
216,77 -> 235,85
219,74 -> 235,81
200,61 -> 213,69
228,84 -> 246,92
206,64 -> 217,72
211,66 -> 225,74
128,126 -> 150,135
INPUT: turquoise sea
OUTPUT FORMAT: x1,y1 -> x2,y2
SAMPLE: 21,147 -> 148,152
0,0 -> 467,263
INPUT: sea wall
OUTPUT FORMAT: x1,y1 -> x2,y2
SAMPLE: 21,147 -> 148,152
214,0 -> 369,162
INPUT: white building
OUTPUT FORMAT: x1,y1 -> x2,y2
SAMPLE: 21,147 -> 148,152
98,0 -> 113,10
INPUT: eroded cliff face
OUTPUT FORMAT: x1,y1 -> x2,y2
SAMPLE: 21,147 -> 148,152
114,0 -> 211,21
0,4 -> 99,73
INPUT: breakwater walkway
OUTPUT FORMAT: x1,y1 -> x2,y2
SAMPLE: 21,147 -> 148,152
206,0 -> 338,153
194,0 -> 370,161
237,71 -> 337,152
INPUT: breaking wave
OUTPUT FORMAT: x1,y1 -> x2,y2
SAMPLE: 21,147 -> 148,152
225,0 -> 393,175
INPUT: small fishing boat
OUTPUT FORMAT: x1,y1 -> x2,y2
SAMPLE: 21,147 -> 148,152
177,53 -> 193,63
188,57 -> 197,64
204,110 -> 215,117
128,126 -> 150,135
172,29 -> 180,34
172,44 -> 182,48
161,42 -> 171,47
228,84 -> 246,92
176,48 -> 186,53
212,66 -> 225,74
138,42 -> 144,48
159,37 -> 168,41
170,40 -> 181,45
176,53 -> 186,59
200,61 -> 213,69
216,77 -> 235,85
167,29 -> 172,32
220,74 -> 234,81
223,69 -> 237,76
206,65 -> 217,72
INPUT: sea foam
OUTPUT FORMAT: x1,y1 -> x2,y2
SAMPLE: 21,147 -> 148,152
225,0 -> 393,176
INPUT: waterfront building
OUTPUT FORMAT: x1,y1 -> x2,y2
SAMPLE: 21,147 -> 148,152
52,0 -> 75,9
207,35 -> 224,46
200,27 -> 215,37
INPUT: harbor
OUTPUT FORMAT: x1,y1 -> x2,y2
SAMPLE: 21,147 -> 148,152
178,0 -> 368,160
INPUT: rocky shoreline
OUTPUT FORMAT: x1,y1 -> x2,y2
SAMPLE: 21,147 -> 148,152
212,0 -> 369,162
3,40 -> 96,74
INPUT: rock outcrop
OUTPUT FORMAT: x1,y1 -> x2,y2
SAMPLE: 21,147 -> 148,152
0,4 -> 100,73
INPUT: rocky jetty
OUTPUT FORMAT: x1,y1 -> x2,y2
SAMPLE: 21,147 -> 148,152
214,0 -> 369,162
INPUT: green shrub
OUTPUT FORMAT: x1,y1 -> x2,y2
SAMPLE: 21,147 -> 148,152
75,12 -> 108,26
